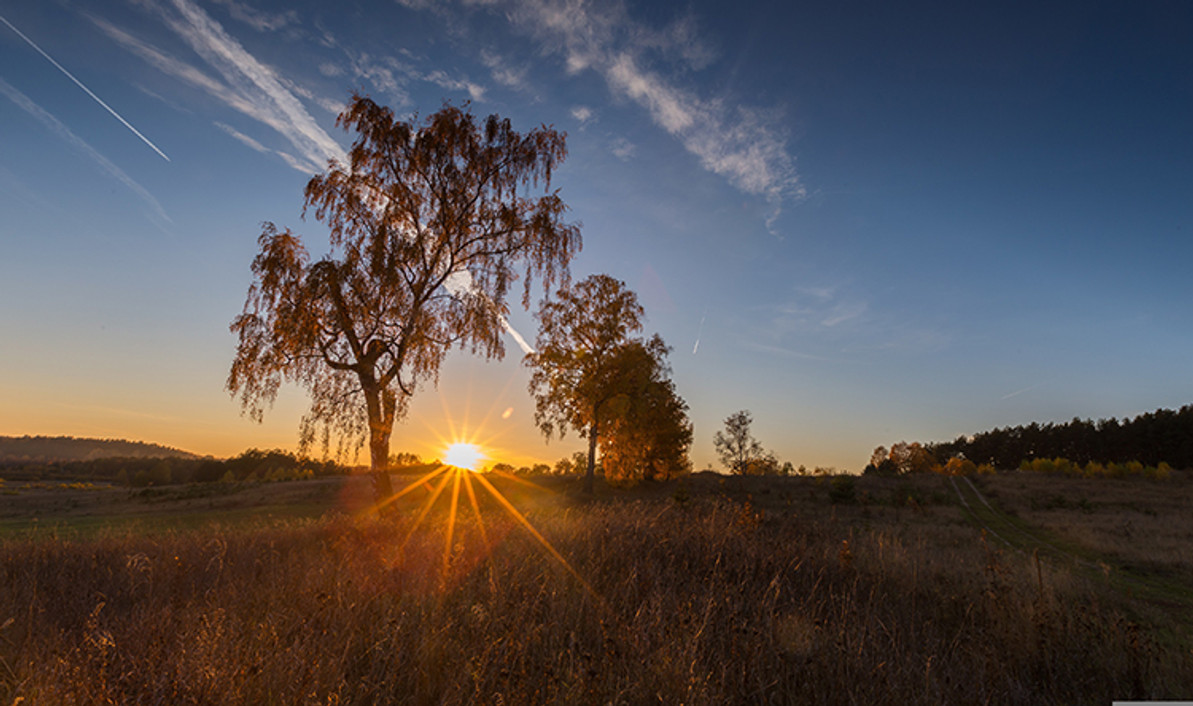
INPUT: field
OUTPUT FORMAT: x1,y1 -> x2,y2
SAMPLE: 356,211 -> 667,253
1,470 -> 1191,704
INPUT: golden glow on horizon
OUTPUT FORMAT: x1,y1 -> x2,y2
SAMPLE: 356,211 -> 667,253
443,442 -> 484,471
366,460 -> 594,598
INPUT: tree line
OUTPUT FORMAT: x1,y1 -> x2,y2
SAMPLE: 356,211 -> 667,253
0,449 -> 349,486
866,404 -> 1193,473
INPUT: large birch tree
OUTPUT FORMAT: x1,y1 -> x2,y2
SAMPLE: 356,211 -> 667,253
228,96 -> 580,504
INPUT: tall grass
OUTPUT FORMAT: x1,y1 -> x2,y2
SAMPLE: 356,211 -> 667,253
1,488 -> 1189,704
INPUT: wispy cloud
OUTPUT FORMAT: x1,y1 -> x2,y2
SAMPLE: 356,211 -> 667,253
208,0 -> 298,33
423,68 -> 486,102
344,51 -> 486,105
748,283 -> 952,360
740,341 -> 832,362
492,0 -> 802,223
480,50 -> 530,91
0,12 -> 171,162
0,77 -> 170,226
820,301 -> 867,328
771,285 -> 869,337
570,105 -> 593,123
214,121 -> 311,173
97,0 -> 344,172
610,136 -> 635,161
373,0 -> 800,217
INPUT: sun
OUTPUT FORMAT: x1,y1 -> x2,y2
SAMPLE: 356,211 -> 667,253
443,442 -> 484,471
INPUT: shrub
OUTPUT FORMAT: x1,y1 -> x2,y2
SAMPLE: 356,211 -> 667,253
943,457 -> 977,476
828,475 -> 857,504
1147,462 -> 1172,480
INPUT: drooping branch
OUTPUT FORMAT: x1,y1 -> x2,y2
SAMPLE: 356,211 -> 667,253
229,97 -> 580,487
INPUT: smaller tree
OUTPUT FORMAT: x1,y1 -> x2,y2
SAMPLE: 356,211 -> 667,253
714,410 -> 767,475
526,275 -> 645,493
598,342 -> 692,484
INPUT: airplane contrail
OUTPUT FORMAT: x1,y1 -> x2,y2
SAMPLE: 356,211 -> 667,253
1001,384 -> 1041,401
692,310 -> 707,355
0,12 -> 171,162
0,77 -> 171,225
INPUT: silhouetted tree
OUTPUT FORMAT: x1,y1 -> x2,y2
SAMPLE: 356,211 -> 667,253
714,410 -> 766,475
229,96 -> 580,506
526,275 -> 665,493
911,404 -> 1193,470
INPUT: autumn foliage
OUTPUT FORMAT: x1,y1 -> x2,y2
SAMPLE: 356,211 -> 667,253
228,96 -> 580,501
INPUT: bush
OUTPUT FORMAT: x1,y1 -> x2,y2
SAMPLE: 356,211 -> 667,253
943,457 -> 977,476
1147,462 -> 1172,480
828,475 -> 857,504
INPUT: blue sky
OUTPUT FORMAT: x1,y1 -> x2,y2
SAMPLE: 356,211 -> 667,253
1,0 -> 1191,471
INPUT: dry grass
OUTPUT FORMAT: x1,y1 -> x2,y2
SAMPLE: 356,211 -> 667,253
1,472 -> 1190,704
969,471 -> 1193,578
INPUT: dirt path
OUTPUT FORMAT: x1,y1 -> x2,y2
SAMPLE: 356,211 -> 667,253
950,474 -> 1193,629
949,475 -> 1096,568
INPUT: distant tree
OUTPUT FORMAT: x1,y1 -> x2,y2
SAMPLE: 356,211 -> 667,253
598,341 -> 693,484
192,459 -> 227,484
147,460 -> 172,486
888,441 -> 934,474
389,452 -> 423,468
228,96 -> 581,506
526,275 -> 655,494
863,445 -> 898,475
869,446 -> 888,469
551,451 -> 588,476
713,410 -> 766,475
746,452 -> 783,476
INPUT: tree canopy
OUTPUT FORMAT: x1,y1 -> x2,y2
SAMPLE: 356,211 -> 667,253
597,341 -> 692,484
526,274 -> 688,492
228,96 -> 580,503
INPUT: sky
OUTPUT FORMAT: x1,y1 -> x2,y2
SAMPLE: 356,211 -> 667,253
1,0 -> 1191,472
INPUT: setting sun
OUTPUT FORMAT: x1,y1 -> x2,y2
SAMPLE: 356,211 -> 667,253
443,442 -> 484,471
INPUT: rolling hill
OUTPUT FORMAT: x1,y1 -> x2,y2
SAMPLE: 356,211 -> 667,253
0,435 -> 200,464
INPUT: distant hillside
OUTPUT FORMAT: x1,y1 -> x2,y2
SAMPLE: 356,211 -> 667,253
0,435 -> 200,464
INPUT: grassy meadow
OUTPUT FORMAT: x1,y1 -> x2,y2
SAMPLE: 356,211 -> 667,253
1,470 -> 1191,704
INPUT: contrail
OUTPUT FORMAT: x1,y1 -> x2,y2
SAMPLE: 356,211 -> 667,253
501,316 -> 536,355
692,311 -> 706,354
1001,384 -> 1040,401
0,77 -> 171,225
0,12 -> 171,162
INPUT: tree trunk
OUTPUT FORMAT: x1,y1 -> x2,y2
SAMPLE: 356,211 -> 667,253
364,385 -> 395,512
585,422 -> 598,494
369,427 -> 394,507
